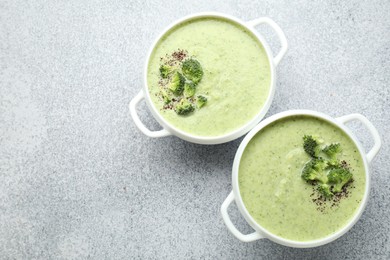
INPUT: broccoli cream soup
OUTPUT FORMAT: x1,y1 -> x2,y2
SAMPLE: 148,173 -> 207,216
147,17 -> 271,136
239,116 -> 365,241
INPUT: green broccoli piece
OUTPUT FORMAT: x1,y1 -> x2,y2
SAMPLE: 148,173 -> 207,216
317,183 -> 333,198
181,59 -> 203,84
159,64 -> 175,78
328,167 -> 353,193
301,158 -> 328,183
168,71 -> 185,95
196,95 -> 207,108
183,82 -> 196,98
175,99 -> 195,115
323,143 -> 341,165
303,135 -> 321,158
323,143 -> 341,157
161,90 -> 171,104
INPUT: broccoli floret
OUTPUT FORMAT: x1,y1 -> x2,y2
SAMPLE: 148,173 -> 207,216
161,90 -> 171,104
196,95 -> 207,108
301,158 -> 328,183
323,143 -> 341,156
303,135 -> 321,158
183,82 -> 196,97
323,143 -> 341,165
181,59 -> 203,84
328,167 -> 353,193
159,64 -> 175,78
175,99 -> 195,115
168,71 -> 185,95
325,163 -> 340,170
317,183 -> 333,198
300,135 -> 354,199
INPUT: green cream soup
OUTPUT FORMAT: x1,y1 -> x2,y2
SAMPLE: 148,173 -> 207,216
147,17 -> 271,136
239,116 -> 365,241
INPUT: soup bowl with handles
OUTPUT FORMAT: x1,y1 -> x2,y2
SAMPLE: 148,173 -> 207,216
129,12 -> 288,144
221,109 -> 381,248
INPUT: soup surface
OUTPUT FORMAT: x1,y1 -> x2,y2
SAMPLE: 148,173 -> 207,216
239,116 -> 365,241
147,17 -> 271,136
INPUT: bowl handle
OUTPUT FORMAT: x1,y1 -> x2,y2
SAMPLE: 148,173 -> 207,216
336,114 -> 381,163
247,17 -> 288,66
221,191 -> 264,242
129,90 -> 171,138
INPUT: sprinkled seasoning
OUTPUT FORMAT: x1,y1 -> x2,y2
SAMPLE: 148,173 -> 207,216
159,49 -> 188,67
310,180 -> 355,213
172,49 -> 187,61
340,160 -> 350,169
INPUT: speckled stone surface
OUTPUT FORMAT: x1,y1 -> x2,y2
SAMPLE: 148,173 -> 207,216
1,0 -> 389,259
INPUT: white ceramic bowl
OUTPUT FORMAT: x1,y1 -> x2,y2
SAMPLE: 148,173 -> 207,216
129,12 -> 288,144
221,110 -> 381,248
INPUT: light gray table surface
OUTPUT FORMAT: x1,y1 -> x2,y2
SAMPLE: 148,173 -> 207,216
1,0 -> 389,259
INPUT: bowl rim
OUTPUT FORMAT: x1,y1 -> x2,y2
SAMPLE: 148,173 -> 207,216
142,12 -> 278,144
231,109 -> 370,248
